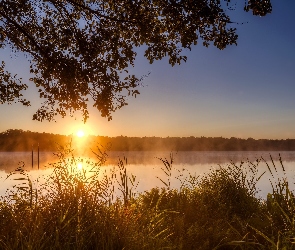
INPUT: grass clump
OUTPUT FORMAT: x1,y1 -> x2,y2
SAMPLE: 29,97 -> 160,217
0,144 -> 174,250
0,147 -> 294,249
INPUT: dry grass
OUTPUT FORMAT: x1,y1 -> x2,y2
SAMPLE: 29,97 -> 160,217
0,145 -> 294,249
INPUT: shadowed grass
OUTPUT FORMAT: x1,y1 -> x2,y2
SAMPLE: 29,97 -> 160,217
0,147 -> 294,249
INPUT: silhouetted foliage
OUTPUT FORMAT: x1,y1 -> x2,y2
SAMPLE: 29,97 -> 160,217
0,0 -> 272,121
3,148 -> 290,249
1,129 -> 294,152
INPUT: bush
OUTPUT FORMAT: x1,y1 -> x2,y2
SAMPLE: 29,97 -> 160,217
0,148 -> 293,249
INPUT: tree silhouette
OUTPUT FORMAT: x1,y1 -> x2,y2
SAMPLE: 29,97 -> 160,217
0,0 -> 272,122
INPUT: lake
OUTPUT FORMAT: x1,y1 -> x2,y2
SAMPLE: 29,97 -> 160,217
1,151 -> 295,199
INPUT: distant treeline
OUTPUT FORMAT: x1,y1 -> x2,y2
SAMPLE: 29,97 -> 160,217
0,129 -> 69,152
0,129 -> 295,152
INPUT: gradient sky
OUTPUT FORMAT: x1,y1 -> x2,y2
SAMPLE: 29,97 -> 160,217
0,0 -> 294,139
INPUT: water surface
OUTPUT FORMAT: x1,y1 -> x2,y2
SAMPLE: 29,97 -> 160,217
1,151 -> 295,198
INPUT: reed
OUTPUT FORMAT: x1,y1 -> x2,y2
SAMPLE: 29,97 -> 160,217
0,146 -> 294,249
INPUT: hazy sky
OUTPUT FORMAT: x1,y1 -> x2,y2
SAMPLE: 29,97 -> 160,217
0,0 -> 294,139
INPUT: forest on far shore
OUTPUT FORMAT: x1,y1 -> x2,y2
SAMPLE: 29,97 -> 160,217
0,129 -> 295,152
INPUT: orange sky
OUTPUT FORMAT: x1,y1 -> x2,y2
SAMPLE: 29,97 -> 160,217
0,0 -> 295,139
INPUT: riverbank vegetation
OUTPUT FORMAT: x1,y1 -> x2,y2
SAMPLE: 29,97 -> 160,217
1,129 -> 295,152
0,145 -> 295,249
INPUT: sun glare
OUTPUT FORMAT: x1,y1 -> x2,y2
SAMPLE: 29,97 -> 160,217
76,130 -> 85,137
77,162 -> 83,170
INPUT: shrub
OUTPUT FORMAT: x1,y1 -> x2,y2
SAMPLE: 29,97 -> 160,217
1,148 -> 294,250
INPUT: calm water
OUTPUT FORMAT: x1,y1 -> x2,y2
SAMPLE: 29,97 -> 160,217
1,151 -> 295,198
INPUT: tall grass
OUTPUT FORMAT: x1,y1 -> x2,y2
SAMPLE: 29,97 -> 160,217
0,146 -> 294,249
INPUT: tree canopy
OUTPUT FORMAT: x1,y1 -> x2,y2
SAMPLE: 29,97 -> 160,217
0,0 -> 272,122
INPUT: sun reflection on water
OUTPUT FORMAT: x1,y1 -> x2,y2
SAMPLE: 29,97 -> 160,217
77,162 -> 83,170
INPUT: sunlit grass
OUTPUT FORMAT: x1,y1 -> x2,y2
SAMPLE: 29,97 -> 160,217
0,145 -> 294,249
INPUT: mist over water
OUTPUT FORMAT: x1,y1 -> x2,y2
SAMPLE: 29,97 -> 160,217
1,151 -> 295,198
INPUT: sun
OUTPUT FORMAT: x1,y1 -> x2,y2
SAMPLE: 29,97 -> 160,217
76,130 -> 85,137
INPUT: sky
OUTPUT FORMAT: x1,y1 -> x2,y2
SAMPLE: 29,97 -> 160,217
0,0 -> 294,139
